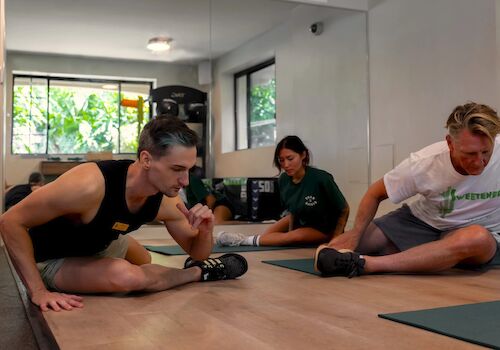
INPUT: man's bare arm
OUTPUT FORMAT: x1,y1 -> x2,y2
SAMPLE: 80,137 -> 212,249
157,196 -> 214,261
0,163 -> 104,311
331,203 -> 350,238
328,178 -> 388,250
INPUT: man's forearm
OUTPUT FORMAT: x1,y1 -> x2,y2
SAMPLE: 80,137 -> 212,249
351,194 -> 382,238
1,226 -> 47,297
332,204 -> 349,238
187,230 -> 213,260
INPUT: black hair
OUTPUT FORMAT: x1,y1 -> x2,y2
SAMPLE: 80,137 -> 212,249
273,135 -> 310,171
137,116 -> 199,158
28,172 -> 45,185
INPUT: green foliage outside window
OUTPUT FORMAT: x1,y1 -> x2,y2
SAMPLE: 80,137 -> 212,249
12,81 -> 150,155
249,78 -> 276,123
249,78 -> 276,148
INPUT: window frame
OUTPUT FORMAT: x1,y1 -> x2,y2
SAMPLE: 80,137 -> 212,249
11,73 -> 154,156
233,58 -> 276,150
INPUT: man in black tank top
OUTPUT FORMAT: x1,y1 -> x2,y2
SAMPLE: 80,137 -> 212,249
0,117 -> 247,312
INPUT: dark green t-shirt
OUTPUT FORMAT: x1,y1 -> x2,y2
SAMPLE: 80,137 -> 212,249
185,174 -> 210,208
279,166 -> 346,234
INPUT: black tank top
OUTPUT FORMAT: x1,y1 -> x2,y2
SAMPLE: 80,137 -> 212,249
29,160 -> 164,262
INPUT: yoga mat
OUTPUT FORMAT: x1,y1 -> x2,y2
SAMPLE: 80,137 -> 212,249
379,300 -> 500,349
490,254 -> 500,266
145,244 -> 315,256
262,258 -> 320,276
260,253 -> 500,277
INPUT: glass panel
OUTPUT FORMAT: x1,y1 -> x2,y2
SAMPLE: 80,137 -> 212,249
249,64 -> 275,148
5,0 -> 211,183
120,82 -> 151,153
211,1 -> 370,222
47,80 -> 118,154
12,77 -> 48,154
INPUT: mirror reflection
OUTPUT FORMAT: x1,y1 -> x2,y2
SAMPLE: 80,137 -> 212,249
5,0 -> 369,223
210,0 -> 369,223
4,0 -> 211,186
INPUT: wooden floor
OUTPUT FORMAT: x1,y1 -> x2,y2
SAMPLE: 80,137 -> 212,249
41,224 -> 498,349
0,246 -> 39,350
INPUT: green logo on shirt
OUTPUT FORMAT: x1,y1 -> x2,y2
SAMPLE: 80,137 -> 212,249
439,186 -> 500,218
439,187 -> 456,217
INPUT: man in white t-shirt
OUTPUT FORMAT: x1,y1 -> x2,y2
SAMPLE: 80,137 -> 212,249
314,102 -> 500,277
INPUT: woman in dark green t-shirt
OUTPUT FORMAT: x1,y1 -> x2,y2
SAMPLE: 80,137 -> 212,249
217,136 -> 349,246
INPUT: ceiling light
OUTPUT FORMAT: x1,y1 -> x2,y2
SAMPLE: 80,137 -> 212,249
102,84 -> 117,90
147,37 -> 172,52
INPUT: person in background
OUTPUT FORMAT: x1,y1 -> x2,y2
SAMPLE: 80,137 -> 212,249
5,172 -> 46,211
216,135 -> 349,247
179,168 -> 234,224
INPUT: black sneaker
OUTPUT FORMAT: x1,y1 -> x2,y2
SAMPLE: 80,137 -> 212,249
314,246 -> 365,278
184,253 -> 248,281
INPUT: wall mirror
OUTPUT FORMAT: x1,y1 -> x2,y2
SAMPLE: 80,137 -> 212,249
4,0 -> 369,221
4,0 -> 211,183
210,0 -> 369,222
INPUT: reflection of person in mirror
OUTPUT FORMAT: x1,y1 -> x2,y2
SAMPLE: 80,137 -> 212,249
217,135 -> 349,247
0,117 -> 247,312
178,168 -> 234,224
4,172 -> 46,212
314,102 -> 500,278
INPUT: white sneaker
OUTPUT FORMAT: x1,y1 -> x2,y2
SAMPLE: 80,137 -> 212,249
215,231 -> 247,246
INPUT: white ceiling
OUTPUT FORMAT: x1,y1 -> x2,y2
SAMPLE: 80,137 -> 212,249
6,0 -> 299,64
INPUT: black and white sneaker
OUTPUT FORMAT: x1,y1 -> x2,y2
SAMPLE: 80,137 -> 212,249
184,253 -> 248,281
314,246 -> 365,278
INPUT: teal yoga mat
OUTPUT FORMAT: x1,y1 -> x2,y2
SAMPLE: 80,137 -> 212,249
379,300 -> 500,349
145,244 -> 315,256
260,253 -> 500,277
262,258 -> 320,276
489,253 -> 500,266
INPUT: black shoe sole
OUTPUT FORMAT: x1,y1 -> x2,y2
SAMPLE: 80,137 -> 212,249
314,246 -> 355,274
217,253 -> 248,279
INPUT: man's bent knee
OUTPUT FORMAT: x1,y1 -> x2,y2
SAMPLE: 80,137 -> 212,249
447,225 -> 497,264
107,260 -> 147,292
447,225 -> 494,247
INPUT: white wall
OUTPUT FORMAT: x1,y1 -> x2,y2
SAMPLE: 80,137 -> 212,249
212,6 -> 369,225
368,0 -> 498,214
4,52 -> 203,185
213,0 -> 500,221
284,0 -> 368,11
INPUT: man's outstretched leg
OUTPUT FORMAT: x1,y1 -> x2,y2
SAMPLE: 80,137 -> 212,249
315,225 -> 497,277
51,253 -> 248,293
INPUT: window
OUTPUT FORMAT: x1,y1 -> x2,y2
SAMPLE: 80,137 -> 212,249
12,74 -> 153,155
234,59 -> 276,150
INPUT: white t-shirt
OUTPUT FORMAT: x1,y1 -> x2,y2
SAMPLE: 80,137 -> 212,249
384,135 -> 500,236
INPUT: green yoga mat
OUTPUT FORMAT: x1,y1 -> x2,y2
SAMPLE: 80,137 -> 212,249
260,253 -> 500,277
262,258 -> 320,276
489,253 -> 500,266
379,300 -> 500,349
145,245 -> 315,256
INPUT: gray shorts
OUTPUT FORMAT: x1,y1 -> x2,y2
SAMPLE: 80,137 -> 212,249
373,204 -> 500,265
36,234 -> 129,291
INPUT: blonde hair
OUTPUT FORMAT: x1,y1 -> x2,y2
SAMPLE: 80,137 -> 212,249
446,102 -> 500,143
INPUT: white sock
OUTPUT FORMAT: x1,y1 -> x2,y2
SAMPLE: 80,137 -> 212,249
242,235 -> 260,246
